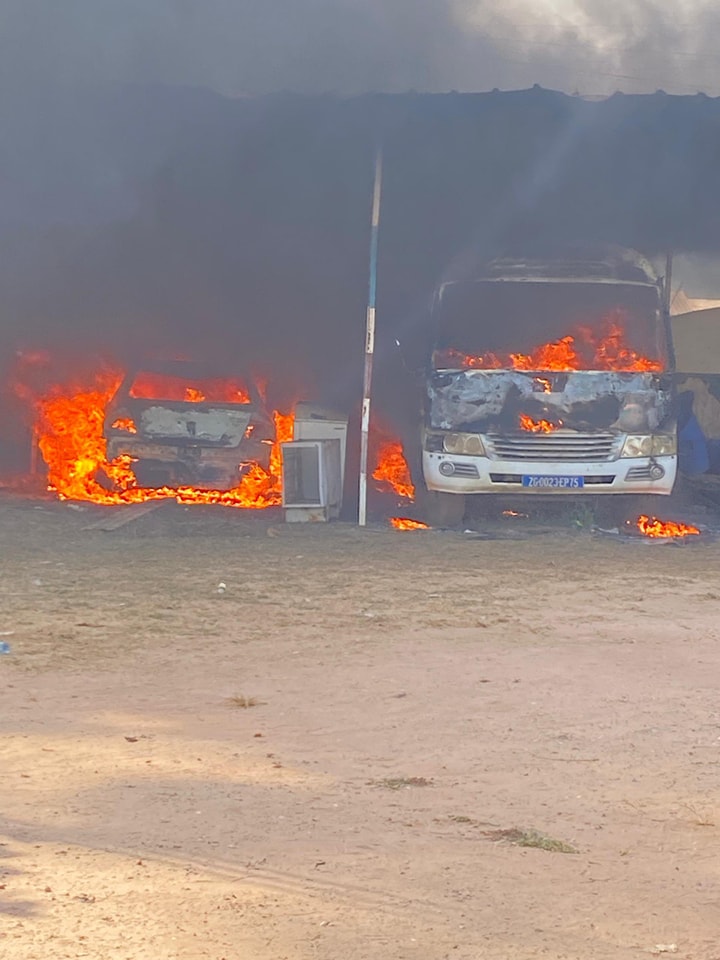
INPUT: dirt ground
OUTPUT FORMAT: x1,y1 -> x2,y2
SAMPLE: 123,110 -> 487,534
2,495 -> 720,960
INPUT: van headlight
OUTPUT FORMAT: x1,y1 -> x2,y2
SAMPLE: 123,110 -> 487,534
442,433 -> 485,456
621,434 -> 676,458
650,434 -> 677,456
424,432 -> 445,453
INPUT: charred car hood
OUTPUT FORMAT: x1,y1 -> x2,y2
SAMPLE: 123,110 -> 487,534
113,400 -> 253,447
428,369 -> 673,433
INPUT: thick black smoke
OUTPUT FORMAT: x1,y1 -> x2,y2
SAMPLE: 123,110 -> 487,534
2,86 -> 720,405
2,0 -> 720,470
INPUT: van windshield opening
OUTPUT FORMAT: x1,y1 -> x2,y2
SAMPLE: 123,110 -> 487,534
433,281 -> 667,373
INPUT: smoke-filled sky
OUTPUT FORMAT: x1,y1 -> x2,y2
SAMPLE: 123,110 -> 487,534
2,0 -> 719,96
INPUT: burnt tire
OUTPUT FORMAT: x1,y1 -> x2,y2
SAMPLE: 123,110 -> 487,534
416,488 -> 466,528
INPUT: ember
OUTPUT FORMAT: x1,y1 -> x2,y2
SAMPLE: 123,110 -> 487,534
372,439 -> 415,500
14,362 -> 292,509
390,518 -> 430,531
435,319 -> 663,373
519,414 -> 560,434
636,515 -> 700,539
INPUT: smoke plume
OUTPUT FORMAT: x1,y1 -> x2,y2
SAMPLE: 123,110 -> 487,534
2,1 -> 720,471
2,1 -> 720,96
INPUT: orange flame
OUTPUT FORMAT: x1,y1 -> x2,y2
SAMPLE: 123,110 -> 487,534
511,335 -> 578,372
129,371 -> 251,403
390,517 -> 430,531
435,318 -> 663,373
519,414 -> 560,434
185,387 -> 206,402
16,363 -> 292,509
111,417 -> 138,433
372,440 -> 415,500
636,515 -> 700,539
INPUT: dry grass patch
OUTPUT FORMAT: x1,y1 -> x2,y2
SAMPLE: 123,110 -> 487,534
225,695 -> 265,709
369,776 -> 433,790
484,827 -> 578,854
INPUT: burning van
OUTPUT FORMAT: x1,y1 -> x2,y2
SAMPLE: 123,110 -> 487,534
420,250 -> 676,524
104,361 -> 275,490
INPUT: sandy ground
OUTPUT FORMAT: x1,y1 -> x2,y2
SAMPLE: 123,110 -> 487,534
2,495 -> 720,960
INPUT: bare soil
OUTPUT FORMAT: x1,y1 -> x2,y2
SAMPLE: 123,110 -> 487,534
2,496 -> 720,960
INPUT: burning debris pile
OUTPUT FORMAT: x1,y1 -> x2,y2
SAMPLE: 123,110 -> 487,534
390,517 -> 430,531
635,515 -> 700,539
593,513 -> 703,542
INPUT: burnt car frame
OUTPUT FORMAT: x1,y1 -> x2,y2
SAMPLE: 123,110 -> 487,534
104,361 -> 275,490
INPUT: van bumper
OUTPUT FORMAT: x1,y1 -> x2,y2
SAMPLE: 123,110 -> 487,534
422,451 -> 677,496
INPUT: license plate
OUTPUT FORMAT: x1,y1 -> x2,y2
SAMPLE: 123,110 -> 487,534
522,475 -> 584,489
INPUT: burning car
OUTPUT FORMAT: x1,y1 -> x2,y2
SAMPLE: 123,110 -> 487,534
104,361 -> 275,490
418,249 -> 677,524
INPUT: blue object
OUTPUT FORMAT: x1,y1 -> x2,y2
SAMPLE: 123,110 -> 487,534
0,642 -> 11,655
707,439 -> 720,474
678,413 -> 709,476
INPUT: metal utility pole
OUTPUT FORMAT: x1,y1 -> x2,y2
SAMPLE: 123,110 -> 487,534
358,146 -> 383,527
664,252 -> 677,369
664,251 -> 674,316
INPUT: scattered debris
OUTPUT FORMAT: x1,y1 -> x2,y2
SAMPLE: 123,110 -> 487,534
83,501 -> 167,531
463,530 -> 531,541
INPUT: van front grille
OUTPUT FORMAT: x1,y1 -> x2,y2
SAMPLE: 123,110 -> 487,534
485,432 -> 618,463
